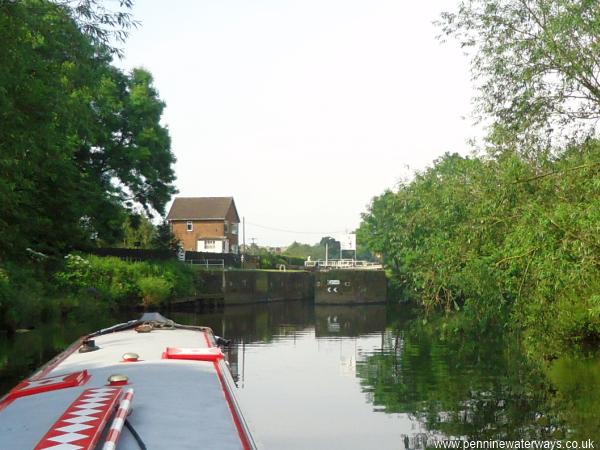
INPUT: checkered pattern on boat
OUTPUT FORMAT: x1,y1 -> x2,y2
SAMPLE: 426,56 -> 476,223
34,387 -> 122,450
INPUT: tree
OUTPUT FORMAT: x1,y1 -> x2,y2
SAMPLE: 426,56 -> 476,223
120,213 -> 156,249
283,237 -> 342,260
283,242 -> 316,259
76,65 -> 176,220
0,0 -> 99,257
357,191 -> 398,269
53,0 -> 139,57
319,236 -> 341,259
152,221 -> 180,252
0,1 -> 176,258
438,0 -> 600,152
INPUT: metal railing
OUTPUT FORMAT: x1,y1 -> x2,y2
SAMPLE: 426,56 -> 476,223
186,259 -> 225,269
304,259 -> 383,270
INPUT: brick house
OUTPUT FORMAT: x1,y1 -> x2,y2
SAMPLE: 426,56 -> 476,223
166,197 -> 240,253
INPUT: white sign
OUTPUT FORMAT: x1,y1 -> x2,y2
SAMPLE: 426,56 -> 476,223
340,234 -> 356,251
327,279 -> 341,286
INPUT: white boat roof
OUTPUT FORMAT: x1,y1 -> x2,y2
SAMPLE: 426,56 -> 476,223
0,317 -> 254,450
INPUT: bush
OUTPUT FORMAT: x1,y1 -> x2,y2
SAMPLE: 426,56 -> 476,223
257,253 -> 306,270
137,276 -> 172,309
0,255 -> 199,330
358,143 -> 600,357
55,254 -> 91,290
156,260 -> 196,298
54,254 -> 197,307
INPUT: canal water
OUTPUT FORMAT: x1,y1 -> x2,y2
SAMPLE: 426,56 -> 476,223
1,301 -> 599,448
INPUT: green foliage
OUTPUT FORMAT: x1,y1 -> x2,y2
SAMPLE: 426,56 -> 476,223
54,254 -> 196,308
438,0 -> 600,150
137,276 -> 172,309
357,0 -> 600,359
119,214 -> 157,249
158,260 -> 196,298
52,0 -> 138,57
283,236 -> 350,261
4,253 -> 197,328
55,254 -> 92,290
0,0 -> 176,260
283,242 -> 319,259
360,153 -> 506,319
257,252 -> 305,270
152,221 -> 181,252
359,144 -> 600,356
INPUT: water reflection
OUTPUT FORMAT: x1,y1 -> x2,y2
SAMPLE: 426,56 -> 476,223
0,313 -> 127,395
1,301 -> 599,448
545,355 -> 600,441
169,301 -> 315,343
357,326 -> 554,442
315,304 -> 386,337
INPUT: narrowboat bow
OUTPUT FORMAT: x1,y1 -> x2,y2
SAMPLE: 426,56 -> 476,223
0,313 -> 256,450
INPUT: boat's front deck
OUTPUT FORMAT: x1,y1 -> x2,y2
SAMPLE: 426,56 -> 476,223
0,326 -> 249,450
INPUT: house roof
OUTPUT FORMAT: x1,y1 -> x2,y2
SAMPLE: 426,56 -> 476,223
166,197 -> 240,222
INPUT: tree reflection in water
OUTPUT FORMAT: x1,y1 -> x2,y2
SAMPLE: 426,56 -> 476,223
355,311 -> 600,445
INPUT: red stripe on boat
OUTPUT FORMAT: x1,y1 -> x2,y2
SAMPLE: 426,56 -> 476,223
213,360 -> 254,450
204,331 -> 254,450
8,371 -> 90,401
203,330 -> 214,347
0,370 -> 90,412
34,387 -> 122,450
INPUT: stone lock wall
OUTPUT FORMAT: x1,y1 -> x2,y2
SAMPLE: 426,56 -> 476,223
190,269 -> 386,305
223,270 -> 313,305
313,270 -> 387,304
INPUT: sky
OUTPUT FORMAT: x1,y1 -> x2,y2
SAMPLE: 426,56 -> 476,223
117,0 -> 477,247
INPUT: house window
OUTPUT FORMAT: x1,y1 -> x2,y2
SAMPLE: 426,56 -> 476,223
205,240 -> 215,250
232,223 -> 238,235
224,221 -> 230,233
187,221 -> 193,232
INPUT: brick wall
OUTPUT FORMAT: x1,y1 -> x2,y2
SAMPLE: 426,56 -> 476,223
224,207 -> 240,250
171,220 -> 225,251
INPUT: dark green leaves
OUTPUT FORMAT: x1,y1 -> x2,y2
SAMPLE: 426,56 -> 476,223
0,1 -> 176,259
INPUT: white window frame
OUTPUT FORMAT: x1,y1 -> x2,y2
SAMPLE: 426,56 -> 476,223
232,223 -> 238,235
205,240 -> 216,250
187,221 -> 193,232
224,220 -> 230,233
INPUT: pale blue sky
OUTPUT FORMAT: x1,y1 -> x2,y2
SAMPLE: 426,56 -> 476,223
118,0 -> 476,246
